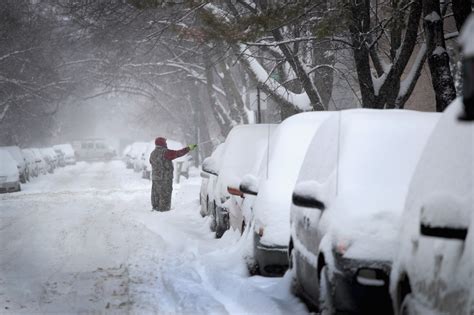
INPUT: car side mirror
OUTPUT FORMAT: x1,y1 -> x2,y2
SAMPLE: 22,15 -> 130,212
419,195 -> 469,241
227,186 -> 243,197
202,157 -> 218,176
292,180 -> 326,210
239,174 -> 258,196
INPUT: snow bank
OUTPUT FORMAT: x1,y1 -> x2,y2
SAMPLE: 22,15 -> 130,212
252,112 -> 334,247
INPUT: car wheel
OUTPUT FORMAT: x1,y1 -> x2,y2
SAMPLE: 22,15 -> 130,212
319,266 -> 334,315
400,294 -> 417,315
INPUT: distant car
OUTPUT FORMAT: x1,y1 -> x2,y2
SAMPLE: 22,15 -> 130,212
0,149 -> 21,193
239,112 -> 333,277
125,142 -> 148,169
30,148 -> 47,175
289,109 -> 439,314
40,148 -> 56,173
390,99 -> 473,315
22,148 -> 38,178
72,139 -> 116,161
53,144 -> 76,166
202,124 -> 276,238
2,146 -> 28,183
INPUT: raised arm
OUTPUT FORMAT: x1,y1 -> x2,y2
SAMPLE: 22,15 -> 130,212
164,147 -> 190,160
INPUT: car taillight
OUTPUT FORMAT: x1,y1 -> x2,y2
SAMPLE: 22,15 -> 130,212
335,239 -> 351,255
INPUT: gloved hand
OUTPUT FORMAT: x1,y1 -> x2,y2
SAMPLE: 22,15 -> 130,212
188,144 -> 197,151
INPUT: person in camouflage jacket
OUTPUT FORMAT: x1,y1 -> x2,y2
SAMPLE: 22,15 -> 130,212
149,137 -> 196,211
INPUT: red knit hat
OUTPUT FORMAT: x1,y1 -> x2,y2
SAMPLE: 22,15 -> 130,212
155,137 -> 167,147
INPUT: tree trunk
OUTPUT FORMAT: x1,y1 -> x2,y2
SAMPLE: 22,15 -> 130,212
203,46 -> 232,136
422,0 -> 457,112
452,0 -> 472,31
349,0 -> 379,108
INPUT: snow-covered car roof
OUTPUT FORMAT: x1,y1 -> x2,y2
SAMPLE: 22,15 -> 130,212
1,146 -> 25,167
252,112 -> 334,246
0,149 -> 19,177
216,124 -> 277,200
293,109 -> 440,261
404,98 -> 473,220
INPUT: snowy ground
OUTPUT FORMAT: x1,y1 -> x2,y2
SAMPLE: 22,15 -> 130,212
0,161 -> 308,314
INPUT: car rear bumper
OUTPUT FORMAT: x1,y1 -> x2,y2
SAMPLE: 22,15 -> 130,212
331,256 -> 393,314
0,181 -> 20,193
254,233 -> 288,276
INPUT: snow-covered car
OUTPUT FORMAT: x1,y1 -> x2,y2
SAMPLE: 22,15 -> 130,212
199,144 -> 224,219
289,109 -> 440,313
134,141 -> 152,173
0,149 -> 21,193
202,124 -> 276,238
122,144 -> 132,166
39,148 -> 56,173
239,112 -> 333,276
2,146 -> 28,183
21,148 -> 38,178
390,99 -> 473,315
53,144 -> 76,165
125,142 -> 148,170
30,148 -> 47,175
142,140 -> 193,181
72,139 -> 116,161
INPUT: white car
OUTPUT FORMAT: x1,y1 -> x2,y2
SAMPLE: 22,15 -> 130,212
2,146 -> 27,183
53,144 -> 76,165
200,144 -> 224,220
31,148 -> 47,175
202,124 -> 276,238
390,98 -> 473,315
22,148 -> 38,178
126,142 -> 148,170
239,112 -> 333,276
72,139 -> 116,161
0,149 -> 21,193
40,148 -> 57,173
289,109 -> 439,313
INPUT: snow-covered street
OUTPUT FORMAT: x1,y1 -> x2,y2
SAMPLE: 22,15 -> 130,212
0,161 -> 308,314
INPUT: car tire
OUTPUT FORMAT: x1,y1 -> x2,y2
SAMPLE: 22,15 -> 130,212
400,294 -> 417,315
319,266 -> 334,315
210,203 -> 217,232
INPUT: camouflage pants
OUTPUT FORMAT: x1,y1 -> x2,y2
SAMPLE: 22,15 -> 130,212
151,179 -> 173,211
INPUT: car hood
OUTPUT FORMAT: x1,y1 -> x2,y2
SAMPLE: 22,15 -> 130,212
324,195 -> 403,262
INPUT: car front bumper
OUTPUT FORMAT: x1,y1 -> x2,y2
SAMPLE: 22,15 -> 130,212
254,232 -> 288,277
331,254 -> 393,314
0,181 -> 20,193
